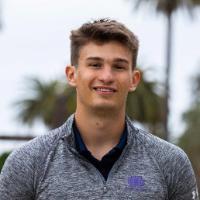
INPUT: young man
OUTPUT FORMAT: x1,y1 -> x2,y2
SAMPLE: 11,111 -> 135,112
0,19 -> 199,200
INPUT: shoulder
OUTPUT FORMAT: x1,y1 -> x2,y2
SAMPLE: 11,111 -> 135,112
137,128 -> 187,162
126,119 -> 191,177
1,126 -> 65,181
5,115 -> 74,165
0,116 -> 74,199
126,119 -> 186,162
7,125 -> 67,163
1,116 -> 73,183
0,119 -> 73,199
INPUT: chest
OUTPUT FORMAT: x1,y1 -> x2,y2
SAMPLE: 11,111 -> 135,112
35,148 -> 168,200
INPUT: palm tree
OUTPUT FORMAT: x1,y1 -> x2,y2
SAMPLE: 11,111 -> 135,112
127,70 -> 164,137
128,0 -> 200,141
15,77 -> 76,129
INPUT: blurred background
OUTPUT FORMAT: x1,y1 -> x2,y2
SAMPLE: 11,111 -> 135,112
0,0 -> 200,189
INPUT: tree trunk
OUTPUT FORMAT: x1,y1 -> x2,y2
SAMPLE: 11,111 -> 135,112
164,12 -> 173,141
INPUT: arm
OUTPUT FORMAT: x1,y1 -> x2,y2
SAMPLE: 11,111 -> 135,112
0,147 -> 35,200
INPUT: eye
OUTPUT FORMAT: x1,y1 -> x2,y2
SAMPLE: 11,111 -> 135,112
88,63 -> 102,68
113,64 -> 126,70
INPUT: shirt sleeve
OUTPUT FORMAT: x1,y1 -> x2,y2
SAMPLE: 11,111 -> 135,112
168,149 -> 199,200
0,147 -> 35,200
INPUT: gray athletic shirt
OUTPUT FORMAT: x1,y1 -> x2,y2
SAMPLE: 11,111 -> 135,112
0,115 -> 199,200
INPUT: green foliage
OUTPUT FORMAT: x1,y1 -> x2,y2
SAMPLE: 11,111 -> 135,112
0,152 -> 10,172
15,78 -> 76,129
126,72 -> 164,136
178,74 -> 200,188
178,104 -> 200,187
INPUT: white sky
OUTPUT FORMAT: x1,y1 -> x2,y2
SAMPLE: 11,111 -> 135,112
0,0 -> 200,152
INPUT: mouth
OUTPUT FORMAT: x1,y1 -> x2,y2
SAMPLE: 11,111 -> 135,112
93,86 -> 117,93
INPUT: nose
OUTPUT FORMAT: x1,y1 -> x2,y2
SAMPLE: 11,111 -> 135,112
98,66 -> 114,84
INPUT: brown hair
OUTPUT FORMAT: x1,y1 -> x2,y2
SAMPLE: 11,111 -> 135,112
70,18 -> 139,69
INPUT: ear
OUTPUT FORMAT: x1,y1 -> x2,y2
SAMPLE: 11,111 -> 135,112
65,65 -> 77,87
129,69 -> 141,92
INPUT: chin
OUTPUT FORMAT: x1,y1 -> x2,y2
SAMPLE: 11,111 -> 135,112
92,103 -> 119,113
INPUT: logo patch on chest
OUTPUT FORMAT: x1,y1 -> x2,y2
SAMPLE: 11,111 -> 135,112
127,176 -> 145,190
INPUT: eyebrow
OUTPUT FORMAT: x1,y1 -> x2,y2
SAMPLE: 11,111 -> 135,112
86,57 -> 129,64
113,58 -> 129,64
86,57 -> 103,61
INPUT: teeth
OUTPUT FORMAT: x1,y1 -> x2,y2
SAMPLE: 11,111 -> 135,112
96,88 -> 114,92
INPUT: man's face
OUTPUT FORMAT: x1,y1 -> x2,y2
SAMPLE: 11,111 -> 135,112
66,41 -> 140,114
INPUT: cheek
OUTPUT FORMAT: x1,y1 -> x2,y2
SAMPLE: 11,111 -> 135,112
76,74 -> 93,91
119,78 -> 133,90
78,69 -> 94,80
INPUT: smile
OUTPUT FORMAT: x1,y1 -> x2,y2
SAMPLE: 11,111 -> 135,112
93,87 -> 117,93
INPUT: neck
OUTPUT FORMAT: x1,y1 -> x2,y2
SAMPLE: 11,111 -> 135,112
74,106 -> 126,159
